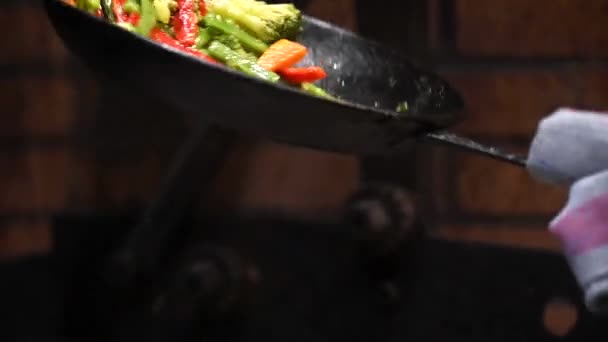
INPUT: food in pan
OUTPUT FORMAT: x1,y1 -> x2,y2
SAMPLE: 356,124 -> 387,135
65,0 -> 335,99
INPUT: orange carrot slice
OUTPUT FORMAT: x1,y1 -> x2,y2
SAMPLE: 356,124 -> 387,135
257,39 -> 308,71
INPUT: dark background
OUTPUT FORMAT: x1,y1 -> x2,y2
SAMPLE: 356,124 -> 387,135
5,0 -> 608,260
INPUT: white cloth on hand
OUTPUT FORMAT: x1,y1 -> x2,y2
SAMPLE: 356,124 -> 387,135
528,108 -> 608,186
527,108 -> 608,314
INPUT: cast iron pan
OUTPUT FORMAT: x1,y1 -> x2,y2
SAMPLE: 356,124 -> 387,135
44,0 -> 526,166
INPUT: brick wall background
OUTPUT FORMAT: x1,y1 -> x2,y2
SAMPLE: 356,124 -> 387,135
2,0 -> 607,261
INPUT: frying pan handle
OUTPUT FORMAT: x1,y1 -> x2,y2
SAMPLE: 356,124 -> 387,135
424,132 -> 528,167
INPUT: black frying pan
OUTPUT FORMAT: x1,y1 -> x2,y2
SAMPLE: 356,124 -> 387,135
44,0 -> 526,166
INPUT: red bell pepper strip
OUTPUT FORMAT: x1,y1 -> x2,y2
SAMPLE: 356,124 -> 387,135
199,0 -> 207,16
109,0 -> 139,27
150,28 -> 217,63
173,0 -> 198,46
278,67 -> 328,83
112,0 -> 129,23
128,11 -> 140,25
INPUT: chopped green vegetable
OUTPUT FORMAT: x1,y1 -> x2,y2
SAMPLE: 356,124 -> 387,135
203,14 -> 269,54
77,0 -> 101,13
205,0 -> 302,43
124,0 -> 141,13
101,0 -> 115,21
396,101 -> 409,113
214,33 -> 241,50
137,0 -> 157,36
208,41 -> 280,83
211,34 -> 257,61
301,82 -> 335,100
196,28 -> 212,49
153,0 -> 171,23
157,22 -> 174,35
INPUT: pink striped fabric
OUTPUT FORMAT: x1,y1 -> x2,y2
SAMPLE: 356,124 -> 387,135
551,193 -> 608,256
